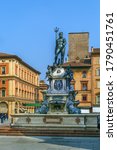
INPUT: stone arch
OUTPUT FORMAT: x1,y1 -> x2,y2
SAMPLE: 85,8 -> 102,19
0,102 -> 8,113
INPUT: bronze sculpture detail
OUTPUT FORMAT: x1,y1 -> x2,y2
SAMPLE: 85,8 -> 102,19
54,27 -> 66,65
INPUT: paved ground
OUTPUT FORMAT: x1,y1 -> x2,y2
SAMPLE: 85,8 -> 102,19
0,136 -> 100,150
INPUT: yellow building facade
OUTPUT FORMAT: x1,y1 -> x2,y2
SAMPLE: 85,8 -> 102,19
0,53 -> 40,117
63,58 -> 92,113
64,33 -> 100,113
63,48 -> 100,113
73,67 -> 92,110
64,49 -> 100,113
91,48 -> 100,112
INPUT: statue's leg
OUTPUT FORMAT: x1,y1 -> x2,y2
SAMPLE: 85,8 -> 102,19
55,49 -> 61,64
61,48 -> 65,64
55,54 -> 59,64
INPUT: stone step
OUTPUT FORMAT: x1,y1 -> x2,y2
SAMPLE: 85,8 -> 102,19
0,127 -> 100,137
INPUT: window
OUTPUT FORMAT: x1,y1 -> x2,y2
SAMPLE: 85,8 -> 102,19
81,82 -> 88,91
22,70 -> 23,78
15,88 -> 18,96
2,67 -> 6,74
24,71 -> 26,80
34,77 -> 35,84
96,95 -> 100,104
82,95 -> 87,101
24,91 -> 26,98
96,68 -> 100,76
2,80 -> 5,84
15,65 -> 18,75
19,89 -> 21,97
2,60 -> 5,62
82,71 -> 86,78
97,80 -> 100,88
2,89 -> 6,97
19,68 -> 21,77
32,75 -> 33,83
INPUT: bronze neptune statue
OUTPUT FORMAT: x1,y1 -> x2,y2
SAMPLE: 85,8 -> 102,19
54,27 -> 66,65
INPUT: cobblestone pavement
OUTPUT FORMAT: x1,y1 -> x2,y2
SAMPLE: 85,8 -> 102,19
0,136 -> 100,150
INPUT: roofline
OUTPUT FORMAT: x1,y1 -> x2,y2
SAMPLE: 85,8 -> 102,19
69,32 -> 89,34
92,47 -> 100,49
63,65 -> 91,68
0,54 -> 41,74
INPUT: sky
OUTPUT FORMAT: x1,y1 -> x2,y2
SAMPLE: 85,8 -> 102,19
0,0 -> 100,80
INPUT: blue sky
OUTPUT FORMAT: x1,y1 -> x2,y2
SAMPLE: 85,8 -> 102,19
0,0 -> 100,79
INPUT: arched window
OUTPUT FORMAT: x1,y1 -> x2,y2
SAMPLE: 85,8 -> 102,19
1,89 -> 6,97
81,82 -> 88,91
2,80 -> 6,85
82,71 -> 87,78
1,67 -> 6,74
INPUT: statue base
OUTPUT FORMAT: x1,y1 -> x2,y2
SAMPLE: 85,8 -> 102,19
11,113 -> 99,131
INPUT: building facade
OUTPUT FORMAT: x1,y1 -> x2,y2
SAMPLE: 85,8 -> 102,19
39,80 -> 48,102
68,32 -> 89,61
64,33 -> 100,113
91,48 -> 100,112
0,53 -> 40,117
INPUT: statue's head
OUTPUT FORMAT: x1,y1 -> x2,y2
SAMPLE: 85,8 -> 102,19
59,32 -> 63,38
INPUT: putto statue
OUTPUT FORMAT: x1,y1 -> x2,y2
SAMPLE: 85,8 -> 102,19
66,91 -> 81,114
64,66 -> 73,90
54,27 -> 66,65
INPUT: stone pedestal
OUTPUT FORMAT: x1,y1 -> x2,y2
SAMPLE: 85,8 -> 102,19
11,113 -> 99,131
39,65 -> 80,114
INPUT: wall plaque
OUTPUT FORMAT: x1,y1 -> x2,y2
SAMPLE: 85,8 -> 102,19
43,116 -> 63,124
